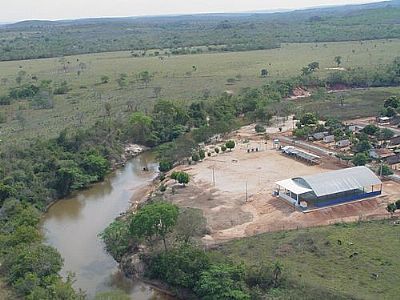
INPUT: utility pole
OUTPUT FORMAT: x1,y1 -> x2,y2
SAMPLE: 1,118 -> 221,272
212,166 -> 215,186
245,181 -> 248,202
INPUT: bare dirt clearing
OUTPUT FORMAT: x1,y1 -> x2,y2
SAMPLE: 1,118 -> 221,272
162,125 -> 400,244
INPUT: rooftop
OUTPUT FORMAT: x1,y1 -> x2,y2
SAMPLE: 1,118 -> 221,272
277,166 -> 382,197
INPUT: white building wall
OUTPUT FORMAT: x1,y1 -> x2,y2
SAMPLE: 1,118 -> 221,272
278,192 -> 298,206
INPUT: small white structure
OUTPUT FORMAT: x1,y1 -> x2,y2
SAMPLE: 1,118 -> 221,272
336,139 -> 351,148
376,116 -> 391,124
323,135 -> 335,143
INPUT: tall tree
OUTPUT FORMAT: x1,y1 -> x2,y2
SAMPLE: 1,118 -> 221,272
129,202 -> 179,250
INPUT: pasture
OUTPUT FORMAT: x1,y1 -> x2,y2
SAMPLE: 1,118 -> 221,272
211,220 -> 400,299
0,39 -> 399,144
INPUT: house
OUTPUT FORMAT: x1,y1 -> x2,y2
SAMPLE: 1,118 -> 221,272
323,135 -> 335,143
376,116 -> 391,124
385,154 -> 400,171
312,132 -> 328,140
336,139 -> 351,148
348,124 -> 364,132
275,166 -> 382,211
389,136 -> 400,148
390,116 -> 400,126
369,148 -> 395,160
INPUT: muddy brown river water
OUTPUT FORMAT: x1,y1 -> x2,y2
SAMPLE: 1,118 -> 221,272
42,152 -> 173,299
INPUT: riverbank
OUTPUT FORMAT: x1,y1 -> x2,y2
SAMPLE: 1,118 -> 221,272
42,152 -> 175,299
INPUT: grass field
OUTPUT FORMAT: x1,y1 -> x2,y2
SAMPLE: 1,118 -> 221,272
298,86 -> 400,120
211,220 -> 400,300
0,39 -> 399,144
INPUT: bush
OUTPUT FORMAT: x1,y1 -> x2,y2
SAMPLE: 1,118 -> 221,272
195,263 -> 251,300
396,200 -> 400,210
0,95 -> 11,105
225,140 -> 236,151
199,149 -> 206,160
378,164 -> 393,176
159,160 -> 173,172
352,153 -> 368,166
255,124 -> 266,133
9,84 -> 40,99
170,171 -> 179,181
192,152 -> 200,162
146,245 -> 210,289
53,81 -> 70,95
221,145 -> 227,152
177,171 -> 190,186
215,147 -> 220,154
387,203 -> 397,215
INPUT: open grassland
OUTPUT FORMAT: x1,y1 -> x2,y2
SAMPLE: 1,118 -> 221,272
0,39 -> 399,144
298,86 -> 400,120
211,220 -> 400,300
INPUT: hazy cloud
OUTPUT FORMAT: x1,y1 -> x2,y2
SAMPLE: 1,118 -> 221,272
2,0 -> 380,22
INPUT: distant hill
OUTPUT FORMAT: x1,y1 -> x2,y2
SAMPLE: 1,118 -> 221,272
0,0 -> 400,61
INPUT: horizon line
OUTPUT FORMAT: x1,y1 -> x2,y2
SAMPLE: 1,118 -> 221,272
0,0 -> 385,24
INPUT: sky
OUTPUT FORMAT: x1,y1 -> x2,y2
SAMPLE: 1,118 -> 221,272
2,0 -> 382,23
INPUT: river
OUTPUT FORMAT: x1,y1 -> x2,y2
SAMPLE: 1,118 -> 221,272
42,152 -> 173,299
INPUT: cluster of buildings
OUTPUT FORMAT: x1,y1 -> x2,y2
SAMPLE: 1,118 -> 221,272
310,123 -> 400,171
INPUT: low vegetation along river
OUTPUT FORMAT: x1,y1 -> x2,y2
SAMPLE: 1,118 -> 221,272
42,152 -> 171,299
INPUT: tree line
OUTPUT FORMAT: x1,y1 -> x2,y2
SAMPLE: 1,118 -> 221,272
1,4 -> 400,61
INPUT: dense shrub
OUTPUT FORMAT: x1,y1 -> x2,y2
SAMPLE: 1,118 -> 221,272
146,245 -> 210,289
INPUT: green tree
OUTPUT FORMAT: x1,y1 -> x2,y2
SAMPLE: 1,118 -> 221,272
139,71 -> 152,87
334,56 -> 342,67
261,69 -> 268,77
308,61 -> 320,72
378,164 -> 393,176
395,200 -> 400,210
300,112 -> 318,126
355,140 -> 371,153
129,202 -> 179,250
387,203 -> 396,217
192,152 -> 200,162
100,219 -> 132,262
379,128 -> 395,141
177,171 -> 190,186
81,153 -> 109,180
147,244 -> 210,289
384,96 -> 400,109
159,160 -> 173,172
255,124 -> 266,133
129,112 -> 153,144
195,264 -> 251,300
199,149 -> 206,160
362,124 -> 379,136
225,140 -> 236,151
352,153 -> 368,166
3,244 -> 63,290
